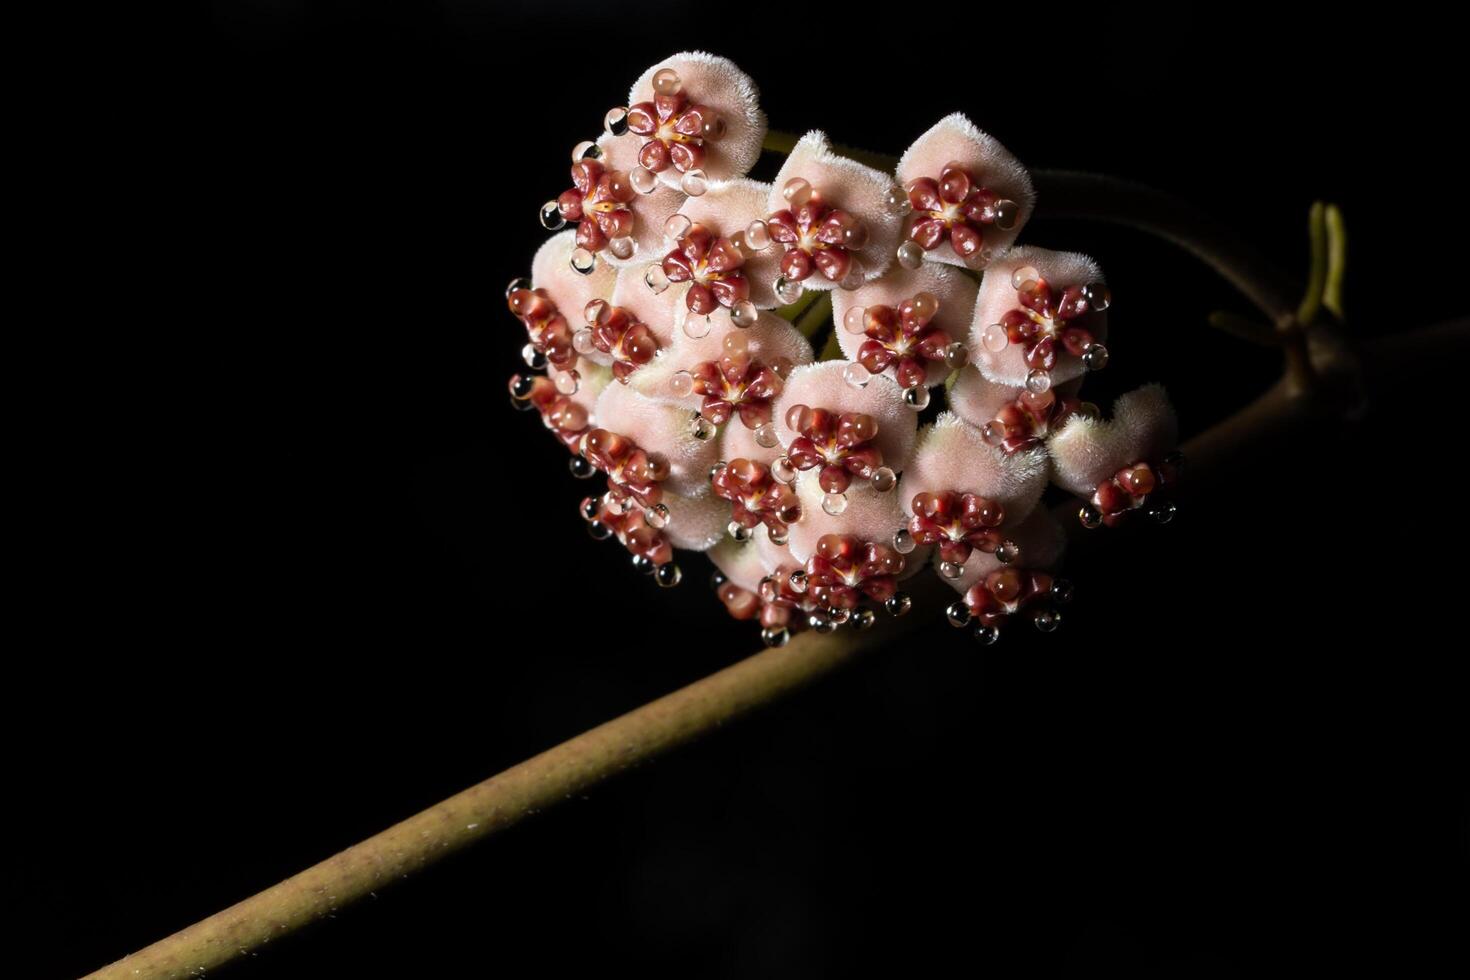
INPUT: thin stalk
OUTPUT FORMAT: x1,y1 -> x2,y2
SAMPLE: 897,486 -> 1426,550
83,606 -> 930,980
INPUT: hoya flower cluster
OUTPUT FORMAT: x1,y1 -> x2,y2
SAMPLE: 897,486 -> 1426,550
507,52 -> 1181,647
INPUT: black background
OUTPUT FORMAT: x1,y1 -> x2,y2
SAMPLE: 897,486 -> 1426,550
21,4 -> 1468,977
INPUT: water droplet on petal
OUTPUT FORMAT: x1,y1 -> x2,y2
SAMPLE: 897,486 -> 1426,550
521,344 -> 546,370
680,169 -> 708,196
782,177 -> 812,208
993,199 -> 1019,230
572,140 -> 601,163
843,306 -> 868,335
943,342 -> 969,370
822,491 -> 848,516
939,560 -> 962,579
684,315 -> 712,339
1011,265 -> 1040,290
904,386 -> 930,410
982,323 -> 1009,352
604,106 -> 630,136
644,264 -> 670,294
570,248 -> 596,275
843,362 -> 870,388
630,166 -> 658,195
892,528 -> 915,554
652,67 -> 683,96
1082,342 -> 1110,371
775,276 -> 804,305
840,257 -> 865,291
731,300 -> 758,328
885,185 -> 911,214
664,214 -> 691,241
670,370 -> 694,397
644,502 -> 671,529
896,241 -> 924,269
690,413 -> 716,440
771,456 -> 797,483
540,201 -> 566,230
745,219 -> 772,251
1025,369 -> 1051,394
870,466 -> 896,492
755,422 -> 780,448
608,236 -> 636,260
553,370 -> 579,395
1082,281 -> 1111,312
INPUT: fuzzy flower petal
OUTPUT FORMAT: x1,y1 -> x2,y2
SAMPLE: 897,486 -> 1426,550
1048,384 -> 1179,498
896,113 -> 1034,268
592,380 -> 721,498
662,491 -> 729,551
900,413 -> 1048,525
625,53 -> 766,188
764,131 -> 904,289
969,246 -> 1109,390
830,264 -> 977,389
786,477 -> 930,576
610,264 -> 682,349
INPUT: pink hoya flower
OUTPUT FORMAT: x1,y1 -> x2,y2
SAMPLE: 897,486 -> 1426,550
653,178 -> 786,321
769,361 -> 920,509
573,381 -> 732,583
628,310 -> 813,437
893,113 -> 1035,270
949,507 -> 1072,643
947,367 -> 1088,455
553,264 -> 681,389
897,412 -> 1074,642
508,230 -> 617,378
622,53 -> 767,190
897,413 -> 1048,576
1048,385 -> 1182,528
830,264 -> 978,392
752,131 -> 907,295
969,246 -> 1111,395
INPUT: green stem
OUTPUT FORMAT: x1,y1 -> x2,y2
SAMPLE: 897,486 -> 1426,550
1323,204 -> 1348,319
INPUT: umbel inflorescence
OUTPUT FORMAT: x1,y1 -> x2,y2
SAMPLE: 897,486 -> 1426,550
507,52 -> 1181,648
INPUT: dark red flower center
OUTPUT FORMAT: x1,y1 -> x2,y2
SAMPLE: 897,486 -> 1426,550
508,287 -> 576,369
585,302 -> 661,383
661,223 -> 749,315
805,534 -> 904,610
508,373 -> 589,451
1000,275 -> 1100,373
579,427 -> 670,511
626,92 -> 724,175
908,491 -> 1007,567
766,189 -> 865,284
905,163 -> 1014,260
783,404 -> 883,494
858,295 -> 952,390
557,159 -> 636,254
712,458 -> 804,539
